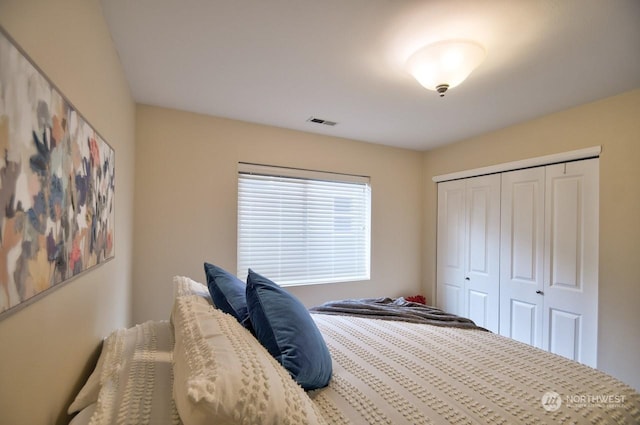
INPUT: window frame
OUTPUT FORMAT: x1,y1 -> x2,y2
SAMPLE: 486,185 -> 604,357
237,162 -> 371,287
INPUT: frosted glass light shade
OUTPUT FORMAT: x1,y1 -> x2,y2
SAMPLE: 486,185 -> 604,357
407,40 -> 486,96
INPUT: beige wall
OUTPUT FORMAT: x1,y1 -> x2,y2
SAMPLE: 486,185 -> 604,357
422,89 -> 640,391
1,3 -> 636,422
133,105 -> 424,322
0,1 -> 136,424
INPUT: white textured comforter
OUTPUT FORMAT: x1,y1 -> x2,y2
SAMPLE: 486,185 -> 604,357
309,314 -> 640,424
75,315 -> 640,424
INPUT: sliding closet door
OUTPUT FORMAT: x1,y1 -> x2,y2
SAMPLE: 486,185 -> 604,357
437,180 -> 466,317
438,156 -> 599,365
542,159 -> 599,367
464,175 -> 501,333
499,168 -> 545,347
437,175 -> 500,332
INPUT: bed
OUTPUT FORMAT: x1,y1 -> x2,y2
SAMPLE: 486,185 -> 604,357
68,275 -> 640,424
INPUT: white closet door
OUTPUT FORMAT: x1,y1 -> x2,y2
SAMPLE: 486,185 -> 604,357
499,167 -> 545,347
437,180 -> 466,317
464,174 -> 501,332
437,175 -> 500,332
543,159 -> 599,367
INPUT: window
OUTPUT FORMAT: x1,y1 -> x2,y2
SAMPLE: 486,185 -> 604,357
237,163 -> 371,286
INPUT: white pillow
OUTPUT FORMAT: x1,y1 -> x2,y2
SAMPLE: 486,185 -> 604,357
67,324 -> 134,415
88,320 -> 178,425
68,403 -> 97,425
67,343 -> 107,414
173,275 -> 211,300
172,295 -> 327,425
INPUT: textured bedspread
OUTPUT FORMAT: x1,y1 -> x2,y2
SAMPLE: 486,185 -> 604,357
310,297 -> 486,330
77,312 -> 640,425
309,314 -> 640,424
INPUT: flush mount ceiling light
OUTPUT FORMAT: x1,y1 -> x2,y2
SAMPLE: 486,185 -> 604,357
406,39 -> 486,97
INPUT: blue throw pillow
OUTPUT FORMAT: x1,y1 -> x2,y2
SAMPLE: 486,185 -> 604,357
245,269 -> 332,390
204,263 -> 250,328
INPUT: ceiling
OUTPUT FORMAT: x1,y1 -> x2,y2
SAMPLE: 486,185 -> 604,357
100,0 -> 640,151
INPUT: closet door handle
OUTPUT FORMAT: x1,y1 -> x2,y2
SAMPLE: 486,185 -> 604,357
536,290 -> 544,295
465,277 -> 470,281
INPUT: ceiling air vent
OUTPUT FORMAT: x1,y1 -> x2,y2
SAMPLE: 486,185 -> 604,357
307,116 -> 338,126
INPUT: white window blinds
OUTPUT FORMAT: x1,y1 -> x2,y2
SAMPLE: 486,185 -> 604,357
237,163 -> 371,286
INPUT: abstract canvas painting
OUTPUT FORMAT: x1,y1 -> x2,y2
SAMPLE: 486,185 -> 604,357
0,28 -> 115,317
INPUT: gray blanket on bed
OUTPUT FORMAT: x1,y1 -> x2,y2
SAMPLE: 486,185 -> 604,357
309,297 -> 488,331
